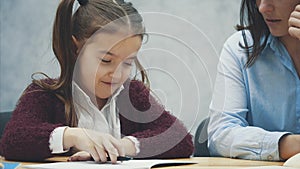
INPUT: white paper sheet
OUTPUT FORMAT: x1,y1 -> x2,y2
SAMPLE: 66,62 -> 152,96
239,153 -> 300,169
283,153 -> 300,168
240,166 -> 299,169
22,159 -> 195,169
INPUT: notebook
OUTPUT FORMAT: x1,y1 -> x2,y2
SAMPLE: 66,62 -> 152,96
22,159 -> 196,169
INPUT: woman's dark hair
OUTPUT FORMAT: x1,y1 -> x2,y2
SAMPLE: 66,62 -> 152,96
32,0 -> 148,126
236,0 -> 270,67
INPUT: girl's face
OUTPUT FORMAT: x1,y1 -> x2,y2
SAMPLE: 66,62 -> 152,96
256,0 -> 300,37
74,32 -> 142,100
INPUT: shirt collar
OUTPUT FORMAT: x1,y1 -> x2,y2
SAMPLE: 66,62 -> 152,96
267,35 -> 279,53
266,35 -> 292,64
72,81 -> 124,111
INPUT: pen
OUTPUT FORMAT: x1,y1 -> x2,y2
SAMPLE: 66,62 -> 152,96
107,156 -> 132,162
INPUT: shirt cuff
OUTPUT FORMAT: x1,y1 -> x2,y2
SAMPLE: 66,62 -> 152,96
261,132 -> 291,161
125,136 -> 140,155
49,126 -> 69,154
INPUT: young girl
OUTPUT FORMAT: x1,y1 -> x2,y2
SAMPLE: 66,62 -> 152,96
0,0 -> 193,162
208,0 -> 300,161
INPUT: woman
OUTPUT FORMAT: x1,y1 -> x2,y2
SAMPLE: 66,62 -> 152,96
208,0 -> 300,161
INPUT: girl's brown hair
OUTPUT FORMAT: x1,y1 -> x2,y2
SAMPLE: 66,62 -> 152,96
236,0 -> 270,67
32,0 -> 148,126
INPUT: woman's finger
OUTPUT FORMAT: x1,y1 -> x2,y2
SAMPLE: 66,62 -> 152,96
289,17 -> 300,28
295,5 -> 300,12
289,27 -> 300,40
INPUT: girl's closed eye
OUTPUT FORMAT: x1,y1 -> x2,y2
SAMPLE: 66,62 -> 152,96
101,58 -> 111,63
123,60 -> 134,66
98,50 -> 112,64
123,55 -> 137,66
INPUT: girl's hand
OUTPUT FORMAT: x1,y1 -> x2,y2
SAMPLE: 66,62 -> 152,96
0,155 -> 4,168
289,5 -> 300,40
63,127 -> 125,163
120,137 -> 137,157
68,151 -> 92,161
67,137 -> 137,162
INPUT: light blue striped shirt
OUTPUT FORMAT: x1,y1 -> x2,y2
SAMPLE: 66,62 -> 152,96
208,31 -> 300,161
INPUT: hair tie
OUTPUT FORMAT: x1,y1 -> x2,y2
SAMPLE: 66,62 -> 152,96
77,0 -> 88,6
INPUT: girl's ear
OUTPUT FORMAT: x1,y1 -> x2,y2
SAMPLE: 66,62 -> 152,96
72,35 -> 82,54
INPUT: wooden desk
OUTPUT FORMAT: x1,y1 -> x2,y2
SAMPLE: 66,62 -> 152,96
3,157 -> 284,169
160,157 -> 283,169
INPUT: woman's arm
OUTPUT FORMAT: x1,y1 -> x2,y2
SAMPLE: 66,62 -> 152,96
208,32 -> 289,161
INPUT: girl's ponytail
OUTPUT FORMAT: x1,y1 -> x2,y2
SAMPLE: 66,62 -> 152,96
52,0 -> 77,126
53,0 -> 76,88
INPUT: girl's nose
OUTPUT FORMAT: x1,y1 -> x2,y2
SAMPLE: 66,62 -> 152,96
109,65 -> 122,80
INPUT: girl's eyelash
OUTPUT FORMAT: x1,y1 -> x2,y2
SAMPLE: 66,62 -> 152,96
124,59 -> 135,66
101,59 -> 111,63
124,62 -> 133,66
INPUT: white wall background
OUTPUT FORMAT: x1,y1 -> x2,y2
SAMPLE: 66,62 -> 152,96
0,0 -> 240,135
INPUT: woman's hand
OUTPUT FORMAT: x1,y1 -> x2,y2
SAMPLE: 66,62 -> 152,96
289,5 -> 300,40
63,127 -> 125,163
279,134 -> 300,160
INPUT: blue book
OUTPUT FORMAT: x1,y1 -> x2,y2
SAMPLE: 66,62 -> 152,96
2,162 -> 20,169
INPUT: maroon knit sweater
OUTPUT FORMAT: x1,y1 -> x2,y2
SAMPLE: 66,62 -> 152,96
0,79 -> 193,161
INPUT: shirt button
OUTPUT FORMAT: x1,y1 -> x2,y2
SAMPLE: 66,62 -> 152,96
267,155 -> 273,160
